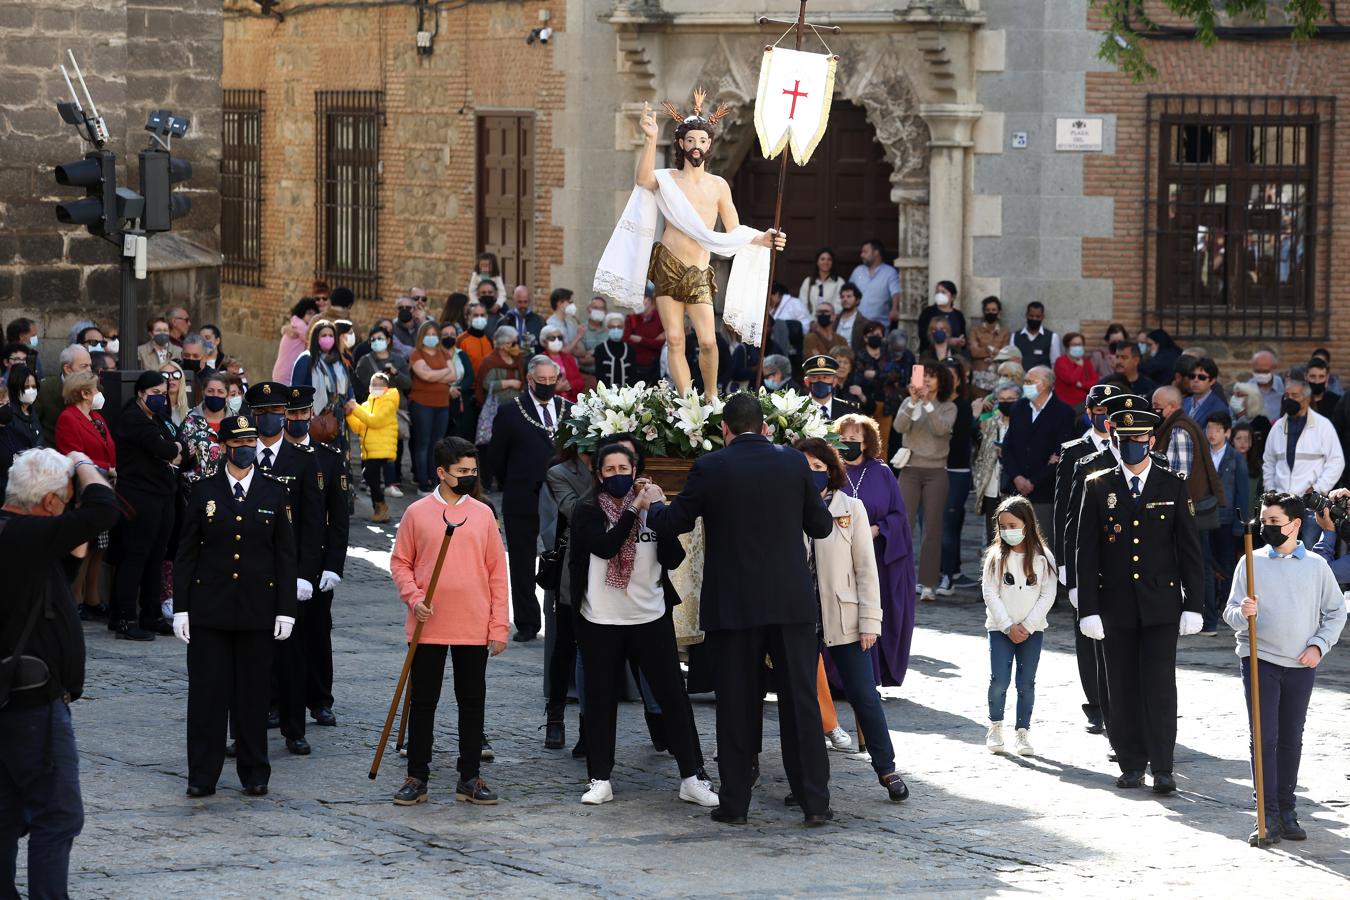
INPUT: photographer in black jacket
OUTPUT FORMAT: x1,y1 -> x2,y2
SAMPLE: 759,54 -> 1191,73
0,447 -> 120,899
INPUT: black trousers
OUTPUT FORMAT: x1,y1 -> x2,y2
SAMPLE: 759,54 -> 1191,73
362,459 -> 385,504
407,643 -> 488,783
188,627 -> 273,789
304,589 -> 335,712
273,602 -> 308,740
1075,619 -> 1111,724
1103,621 -> 1178,773
709,623 -> 830,818
112,488 -> 174,625
546,599 -> 578,709
575,609 -> 702,782
504,512 -> 541,636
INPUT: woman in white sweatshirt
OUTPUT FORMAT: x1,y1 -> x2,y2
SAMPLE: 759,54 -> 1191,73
981,496 -> 1057,757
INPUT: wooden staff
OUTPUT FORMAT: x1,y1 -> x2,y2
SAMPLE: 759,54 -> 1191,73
1243,523 -> 1269,845
394,691 -> 411,754
369,513 -> 461,780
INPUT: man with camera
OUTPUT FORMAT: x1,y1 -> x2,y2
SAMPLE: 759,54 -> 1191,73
1308,488 -> 1350,586
0,448 -> 120,899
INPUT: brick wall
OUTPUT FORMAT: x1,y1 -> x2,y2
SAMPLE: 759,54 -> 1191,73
221,0 -> 567,381
1082,26 -> 1350,377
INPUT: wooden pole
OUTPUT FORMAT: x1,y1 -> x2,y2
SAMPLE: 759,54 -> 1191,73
753,0 -> 810,390
1242,526 -> 1268,845
394,690 -> 411,754
369,514 -> 460,780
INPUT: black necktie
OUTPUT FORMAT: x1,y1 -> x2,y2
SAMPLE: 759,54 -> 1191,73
540,402 -> 554,429
260,446 -> 274,470
233,482 -> 246,503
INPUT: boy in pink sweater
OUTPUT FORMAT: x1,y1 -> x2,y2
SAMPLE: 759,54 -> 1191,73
389,436 -> 508,806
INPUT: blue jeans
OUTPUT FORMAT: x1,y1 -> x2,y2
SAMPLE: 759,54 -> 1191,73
988,630 -> 1044,730
408,401 -> 449,486
824,641 -> 896,775
940,470 -> 973,578
0,700 -> 83,900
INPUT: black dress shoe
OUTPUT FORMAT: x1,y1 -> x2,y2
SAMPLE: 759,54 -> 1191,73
267,709 -> 280,730
1115,770 -> 1146,789
1249,815 -> 1282,846
113,620 -> 154,641
311,708 -> 337,727
142,618 -> 174,636
286,738 -> 311,755
880,772 -> 910,802
242,784 -> 269,797
1151,772 -> 1177,795
784,793 -> 799,807
1085,713 -> 1105,735
224,741 -> 237,758
511,631 -> 538,643
1279,810 -> 1307,841
186,785 -> 215,798
803,809 -> 835,827
711,808 -> 747,825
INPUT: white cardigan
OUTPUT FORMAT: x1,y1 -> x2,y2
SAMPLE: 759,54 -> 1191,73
982,548 -> 1056,634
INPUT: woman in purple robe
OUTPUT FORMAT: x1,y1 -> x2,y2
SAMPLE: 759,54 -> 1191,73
833,413 -> 917,686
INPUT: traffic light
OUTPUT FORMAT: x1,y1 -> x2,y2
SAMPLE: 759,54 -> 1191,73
139,148 -> 191,233
54,150 -> 117,235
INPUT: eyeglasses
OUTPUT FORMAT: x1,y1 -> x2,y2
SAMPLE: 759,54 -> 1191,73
1188,373 -> 1211,381
162,370 -> 184,381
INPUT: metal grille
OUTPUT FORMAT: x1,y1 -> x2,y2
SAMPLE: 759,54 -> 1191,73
1144,94 -> 1335,341
315,90 -> 384,299
221,89 -> 264,286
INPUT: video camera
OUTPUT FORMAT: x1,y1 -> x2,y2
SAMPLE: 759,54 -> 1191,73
1303,489 -> 1350,543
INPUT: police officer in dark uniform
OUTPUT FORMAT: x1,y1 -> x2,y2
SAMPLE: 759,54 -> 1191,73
245,380 -> 325,755
1076,406 -> 1205,795
281,385 -> 351,727
174,415 -> 297,797
800,355 -> 859,421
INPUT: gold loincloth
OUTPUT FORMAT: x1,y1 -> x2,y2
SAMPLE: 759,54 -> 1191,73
647,242 -> 716,307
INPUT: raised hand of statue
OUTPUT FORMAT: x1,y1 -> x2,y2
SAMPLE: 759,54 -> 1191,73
640,101 -> 658,140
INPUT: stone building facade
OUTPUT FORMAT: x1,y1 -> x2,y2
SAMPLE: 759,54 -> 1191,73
0,0 -> 222,367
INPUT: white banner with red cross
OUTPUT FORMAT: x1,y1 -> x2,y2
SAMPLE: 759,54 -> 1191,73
753,47 -> 837,166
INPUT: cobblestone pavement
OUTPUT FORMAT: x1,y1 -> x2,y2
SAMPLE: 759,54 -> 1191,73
37,488 -> 1350,897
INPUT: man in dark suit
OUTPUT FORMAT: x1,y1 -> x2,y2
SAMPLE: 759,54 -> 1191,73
800,354 -> 859,422
245,381 -> 325,754
646,392 -> 835,826
173,415 -> 297,797
486,354 -> 570,641
282,385 -> 351,727
1076,407 -> 1205,795
1002,364 -> 1078,533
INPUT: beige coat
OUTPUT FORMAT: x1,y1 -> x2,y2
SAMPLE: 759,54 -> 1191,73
807,491 -> 883,647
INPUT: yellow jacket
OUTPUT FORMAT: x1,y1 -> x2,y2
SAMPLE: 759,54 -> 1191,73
346,387 -> 400,460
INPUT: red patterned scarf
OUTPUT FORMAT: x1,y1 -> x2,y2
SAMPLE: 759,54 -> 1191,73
596,489 -> 640,590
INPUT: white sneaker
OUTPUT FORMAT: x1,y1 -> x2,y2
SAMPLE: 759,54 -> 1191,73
679,775 -> 719,808
1014,728 -> 1035,757
581,779 -> 613,805
920,586 -> 936,603
825,726 -> 855,752
985,722 -> 1004,752
935,575 -> 955,596
386,484 -> 404,498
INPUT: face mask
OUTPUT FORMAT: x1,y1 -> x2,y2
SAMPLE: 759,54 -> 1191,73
1000,528 -> 1025,547
286,418 -> 311,439
180,359 -> 201,372
532,382 -> 556,403
839,441 -> 863,462
342,332 -> 355,348
1229,396 -> 1244,413
441,336 -> 456,349
397,308 -> 414,323
865,335 -> 884,349
811,470 -> 831,493
546,339 -> 563,352
451,474 -> 478,496
226,395 -> 243,415
602,473 -> 634,498
1025,319 -> 1042,332
19,387 -> 38,405
91,391 -> 105,411
202,340 -> 215,354
1022,384 -> 1038,401
370,385 -> 387,397
764,377 -> 783,391
471,316 -> 488,331
153,333 -> 171,347
106,339 -> 119,354
1138,341 -> 1149,355
1253,371 -> 1273,385
1069,345 -> 1085,360
997,400 -> 1016,417
144,393 -> 169,416
1310,382 -> 1326,396
371,338 -> 388,353
809,381 -> 833,399
256,411 -> 284,437
26,335 -> 39,349
318,335 -> 336,353
932,329 -> 948,344
1090,412 -> 1109,433
607,328 -> 624,342
587,309 -> 606,324
983,312 -> 999,324
422,334 -> 440,349
564,303 -> 577,318
816,313 -> 833,328
226,445 -> 256,469
1118,437 -> 1149,466
1261,522 -> 1292,549
204,395 -> 226,413
1281,397 -> 1302,418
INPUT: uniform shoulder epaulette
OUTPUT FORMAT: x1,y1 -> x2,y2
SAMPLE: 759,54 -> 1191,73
315,441 -> 341,455
256,469 -> 286,484
1060,435 -> 1086,451
1085,468 -> 1113,483
295,443 -> 315,453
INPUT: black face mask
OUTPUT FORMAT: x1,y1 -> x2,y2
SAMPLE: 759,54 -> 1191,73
532,382 -> 556,403
256,411 -> 284,437
396,308 -> 414,323
441,336 -> 456,349
1281,397 -> 1303,418
203,395 -> 226,413
180,358 -> 201,372
1261,522 -> 1292,549
452,475 -> 478,496
839,441 -> 863,462
285,418 -> 311,439
816,314 -> 833,328
865,335 -> 884,349
996,400 -> 1015,417
1025,318 -> 1043,332
1310,382 -> 1326,396
984,312 -> 1000,324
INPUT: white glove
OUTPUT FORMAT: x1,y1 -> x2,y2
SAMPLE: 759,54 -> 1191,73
172,612 -> 190,644
274,616 -> 295,641
318,570 -> 341,592
1179,611 -> 1204,636
1058,565 -> 1067,587
1068,587 -> 1079,610
297,578 -> 314,602
1079,614 -> 1105,641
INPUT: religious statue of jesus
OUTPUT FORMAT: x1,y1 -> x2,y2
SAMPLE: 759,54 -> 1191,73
593,89 -> 785,401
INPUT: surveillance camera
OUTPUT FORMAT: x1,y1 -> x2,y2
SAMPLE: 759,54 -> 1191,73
539,26 -> 552,43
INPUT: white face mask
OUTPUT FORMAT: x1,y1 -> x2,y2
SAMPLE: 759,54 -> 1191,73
91,391 -> 105,411
564,303 -> 577,318
226,395 -> 243,415
471,316 -> 488,331
370,386 -> 387,397
589,309 -> 606,323
1253,371 -> 1273,385
934,291 -> 950,307
1229,396 -> 1244,413
342,332 -> 356,348
1000,528 -> 1025,546
19,387 -> 38,405
546,339 -> 563,352
106,339 -> 120,354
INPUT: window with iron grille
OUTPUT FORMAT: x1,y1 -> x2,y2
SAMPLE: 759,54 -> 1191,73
315,91 -> 383,299
1145,95 -> 1335,341
222,89 -> 264,286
